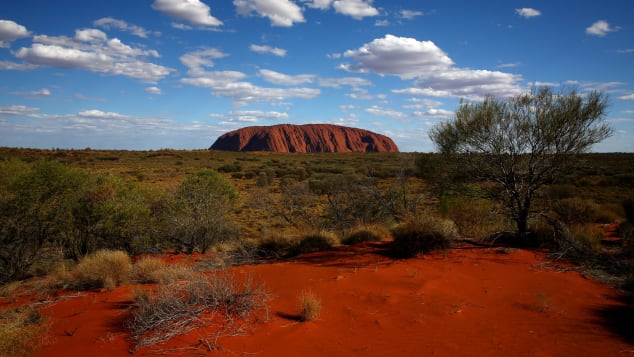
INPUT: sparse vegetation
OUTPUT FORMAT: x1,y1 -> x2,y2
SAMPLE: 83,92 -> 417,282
298,290 -> 321,322
71,250 -> 132,290
0,305 -> 49,357
390,216 -> 457,258
127,270 -> 268,352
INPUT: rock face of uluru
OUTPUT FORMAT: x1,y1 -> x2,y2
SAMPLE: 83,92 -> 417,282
210,124 -> 399,153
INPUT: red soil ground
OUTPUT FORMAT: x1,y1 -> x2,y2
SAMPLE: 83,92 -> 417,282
25,243 -> 634,356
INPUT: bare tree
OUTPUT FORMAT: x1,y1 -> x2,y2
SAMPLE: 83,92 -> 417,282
429,87 -> 612,237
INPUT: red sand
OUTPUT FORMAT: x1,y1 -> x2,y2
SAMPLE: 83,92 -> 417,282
32,244 -> 633,356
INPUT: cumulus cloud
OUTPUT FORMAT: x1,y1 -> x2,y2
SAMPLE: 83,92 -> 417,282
402,98 -> 443,110
152,0 -> 222,27
250,44 -> 287,57
0,19 -> 31,47
0,60 -> 37,70
619,94 -> 634,101
341,34 -> 454,79
179,48 -> 227,75
318,76 -> 371,88
333,0 -> 379,19
234,0 -> 305,27
14,29 -> 172,82
303,0 -> 378,19
259,69 -> 314,85
365,105 -> 407,119
586,20 -> 620,36
0,104 -> 41,118
211,110 -> 289,123
342,34 -> 523,100
93,17 -> 158,38
180,49 -> 319,105
145,86 -> 162,94
515,8 -> 541,18
412,108 -> 453,119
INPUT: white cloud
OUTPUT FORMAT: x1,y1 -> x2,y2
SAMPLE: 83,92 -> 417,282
365,105 -> 407,118
515,8 -> 541,18
399,10 -> 423,20
343,34 -> 523,100
619,94 -> 634,101
333,0 -> 379,19
0,104 -> 41,118
402,98 -> 443,109
586,20 -> 620,37
259,69 -> 314,85
303,0 -> 378,19
342,34 -> 454,79
412,108 -> 453,119
145,86 -> 162,95
617,48 -> 634,54
496,62 -> 520,68
0,19 -> 31,47
179,48 -> 228,75
78,109 -> 127,119
181,69 -> 319,105
234,0 -> 305,27
14,30 -> 172,82
250,44 -> 287,57
212,110 -> 289,123
93,17 -> 158,38
9,88 -> 51,96
0,60 -> 36,70
318,76 -> 371,88
152,0 -> 222,26
303,0 -> 333,10
375,19 -> 389,27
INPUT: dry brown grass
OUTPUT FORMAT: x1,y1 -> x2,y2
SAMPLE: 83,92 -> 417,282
298,290 -> 321,322
0,305 -> 50,357
131,256 -> 167,284
71,250 -> 132,290
127,270 -> 269,352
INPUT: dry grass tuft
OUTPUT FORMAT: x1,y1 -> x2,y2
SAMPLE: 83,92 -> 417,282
71,250 -> 131,290
298,290 -> 321,322
131,256 -> 167,284
0,305 -> 50,357
390,216 -> 457,258
127,270 -> 268,352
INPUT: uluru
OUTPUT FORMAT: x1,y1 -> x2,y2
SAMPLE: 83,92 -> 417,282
209,124 -> 399,153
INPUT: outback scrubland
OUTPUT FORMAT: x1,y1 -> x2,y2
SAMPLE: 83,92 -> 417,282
1,147 -> 634,356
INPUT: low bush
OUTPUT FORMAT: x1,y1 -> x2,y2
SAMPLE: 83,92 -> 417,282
551,197 -> 601,224
0,305 -> 49,357
71,250 -> 131,290
341,225 -> 388,245
127,270 -> 268,351
292,233 -> 339,256
131,257 -> 166,284
298,290 -> 321,322
390,216 -> 457,258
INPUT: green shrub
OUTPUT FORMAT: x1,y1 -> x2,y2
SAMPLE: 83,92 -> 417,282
390,217 -> 456,258
71,250 -> 131,290
551,197 -> 601,224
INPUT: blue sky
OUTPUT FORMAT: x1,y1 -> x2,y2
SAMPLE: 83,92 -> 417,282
1,0 -> 632,152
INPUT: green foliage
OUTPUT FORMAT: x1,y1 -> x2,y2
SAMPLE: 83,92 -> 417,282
429,87 -> 612,236
158,169 -> 238,254
551,197 -> 601,225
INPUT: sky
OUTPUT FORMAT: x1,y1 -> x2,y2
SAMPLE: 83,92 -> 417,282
0,0 -> 633,152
